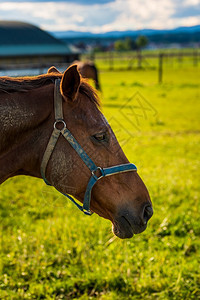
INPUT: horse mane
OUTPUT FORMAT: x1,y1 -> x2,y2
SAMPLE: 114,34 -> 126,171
0,74 -> 100,107
79,79 -> 100,107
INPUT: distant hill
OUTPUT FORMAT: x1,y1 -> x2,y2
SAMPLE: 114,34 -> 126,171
52,25 -> 200,38
51,25 -> 200,45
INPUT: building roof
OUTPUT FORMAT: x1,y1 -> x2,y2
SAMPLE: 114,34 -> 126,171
0,21 -> 75,57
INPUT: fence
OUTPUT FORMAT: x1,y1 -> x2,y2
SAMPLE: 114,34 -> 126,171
82,50 -> 199,84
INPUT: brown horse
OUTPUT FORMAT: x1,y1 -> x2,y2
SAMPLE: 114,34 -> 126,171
0,65 -> 152,239
73,60 -> 101,91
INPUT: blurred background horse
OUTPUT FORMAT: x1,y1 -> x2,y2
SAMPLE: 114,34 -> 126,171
73,60 -> 101,91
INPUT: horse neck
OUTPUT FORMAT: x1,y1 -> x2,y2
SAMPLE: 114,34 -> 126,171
0,85 -> 54,183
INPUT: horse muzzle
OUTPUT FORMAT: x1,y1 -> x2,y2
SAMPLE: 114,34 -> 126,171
113,204 -> 153,239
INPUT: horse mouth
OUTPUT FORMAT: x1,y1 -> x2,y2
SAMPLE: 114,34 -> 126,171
112,216 -> 147,239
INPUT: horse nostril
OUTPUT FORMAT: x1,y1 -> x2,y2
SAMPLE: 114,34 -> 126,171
143,205 -> 153,224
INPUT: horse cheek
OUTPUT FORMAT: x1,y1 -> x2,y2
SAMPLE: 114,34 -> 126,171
47,149 -> 74,191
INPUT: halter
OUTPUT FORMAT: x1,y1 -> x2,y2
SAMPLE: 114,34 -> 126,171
41,79 -> 137,215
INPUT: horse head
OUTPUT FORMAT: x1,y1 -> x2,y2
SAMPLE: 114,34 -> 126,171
43,65 -> 153,239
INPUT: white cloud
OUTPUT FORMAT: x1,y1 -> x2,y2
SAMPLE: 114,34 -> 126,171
183,0 -> 200,6
175,16 -> 200,26
0,0 -> 199,32
99,0 -> 176,31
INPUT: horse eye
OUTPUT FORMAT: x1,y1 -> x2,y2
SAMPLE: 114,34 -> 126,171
93,133 -> 106,142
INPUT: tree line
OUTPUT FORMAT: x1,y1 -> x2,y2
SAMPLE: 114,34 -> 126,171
114,36 -> 148,51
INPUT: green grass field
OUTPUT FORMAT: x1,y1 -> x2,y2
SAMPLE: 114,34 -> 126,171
0,60 -> 200,299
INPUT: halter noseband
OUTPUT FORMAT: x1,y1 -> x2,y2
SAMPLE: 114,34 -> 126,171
41,79 -> 137,215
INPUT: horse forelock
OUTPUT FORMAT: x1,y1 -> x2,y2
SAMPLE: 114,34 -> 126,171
0,74 -> 100,108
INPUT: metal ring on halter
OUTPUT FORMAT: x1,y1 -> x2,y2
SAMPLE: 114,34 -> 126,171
54,120 -> 66,130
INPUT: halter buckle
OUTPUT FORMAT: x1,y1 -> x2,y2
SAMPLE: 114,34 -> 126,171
91,167 -> 104,181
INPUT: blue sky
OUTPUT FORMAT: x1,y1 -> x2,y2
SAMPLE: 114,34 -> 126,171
0,0 -> 199,32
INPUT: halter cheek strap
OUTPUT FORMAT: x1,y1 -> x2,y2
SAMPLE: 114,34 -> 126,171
41,79 -> 137,215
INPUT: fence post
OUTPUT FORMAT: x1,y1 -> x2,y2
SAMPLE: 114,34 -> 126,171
109,51 -> 113,71
178,51 -> 182,67
137,50 -> 142,68
158,53 -> 163,84
90,51 -> 95,62
193,50 -> 198,67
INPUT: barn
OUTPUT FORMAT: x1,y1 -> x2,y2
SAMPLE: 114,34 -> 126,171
0,21 -> 79,72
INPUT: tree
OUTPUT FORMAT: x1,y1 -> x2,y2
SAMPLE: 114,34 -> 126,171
114,39 -> 125,51
114,37 -> 137,51
136,35 -> 148,50
124,37 -> 137,51
135,35 -> 148,68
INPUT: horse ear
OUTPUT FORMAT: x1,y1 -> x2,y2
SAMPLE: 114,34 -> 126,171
47,66 -> 61,74
60,65 -> 80,102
